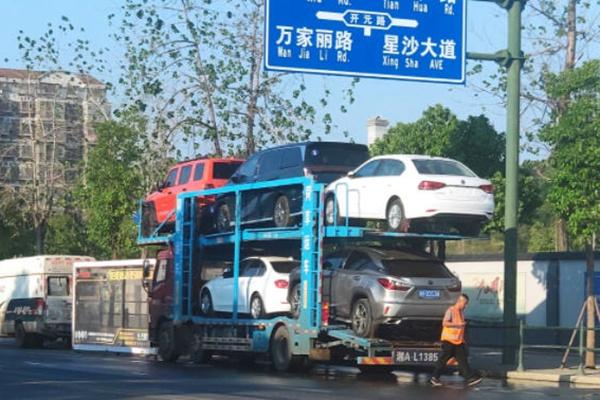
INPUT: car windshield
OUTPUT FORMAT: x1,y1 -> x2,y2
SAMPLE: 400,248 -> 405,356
381,259 -> 452,278
213,162 -> 242,179
305,144 -> 369,168
412,159 -> 476,177
271,261 -> 300,274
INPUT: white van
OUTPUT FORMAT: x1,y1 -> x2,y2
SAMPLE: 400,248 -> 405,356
0,255 -> 94,347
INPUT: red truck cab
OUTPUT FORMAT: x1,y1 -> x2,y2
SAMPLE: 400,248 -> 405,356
142,157 -> 243,235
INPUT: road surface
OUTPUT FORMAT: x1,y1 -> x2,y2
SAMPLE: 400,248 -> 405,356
0,338 -> 597,399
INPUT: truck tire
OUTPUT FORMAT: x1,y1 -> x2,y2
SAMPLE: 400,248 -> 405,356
157,321 -> 180,362
270,325 -> 304,372
289,283 -> 301,319
15,321 -> 28,348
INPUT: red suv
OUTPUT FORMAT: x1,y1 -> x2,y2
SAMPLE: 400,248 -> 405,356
142,157 -> 243,235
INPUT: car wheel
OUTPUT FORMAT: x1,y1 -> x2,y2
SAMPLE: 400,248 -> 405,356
386,198 -> 407,232
141,201 -> 158,237
351,299 -> 376,338
157,321 -> 180,362
273,195 -> 291,228
325,195 -> 342,226
15,321 -> 28,348
216,203 -> 232,232
200,290 -> 214,316
289,283 -> 301,319
270,325 -> 305,372
250,294 -> 265,319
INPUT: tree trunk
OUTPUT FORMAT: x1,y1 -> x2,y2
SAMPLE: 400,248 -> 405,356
585,240 -> 596,368
555,218 -> 569,251
565,0 -> 576,71
35,223 -> 45,255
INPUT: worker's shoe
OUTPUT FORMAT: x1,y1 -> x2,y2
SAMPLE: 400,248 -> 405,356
466,375 -> 482,387
430,377 -> 443,387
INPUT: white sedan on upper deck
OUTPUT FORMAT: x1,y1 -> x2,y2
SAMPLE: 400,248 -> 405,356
324,155 -> 494,236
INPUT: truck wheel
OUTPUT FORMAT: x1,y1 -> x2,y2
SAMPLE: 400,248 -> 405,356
270,325 -> 303,372
273,195 -> 291,228
15,322 -> 28,348
351,299 -> 376,338
289,283 -> 301,319
250,294 -> 265,319
157,321 -> 180,362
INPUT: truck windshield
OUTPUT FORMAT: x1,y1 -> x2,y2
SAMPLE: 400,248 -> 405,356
48,276 -> 70,296
382,260 -> 452,278
412,159 -> 475,177
271,261 -> 300,274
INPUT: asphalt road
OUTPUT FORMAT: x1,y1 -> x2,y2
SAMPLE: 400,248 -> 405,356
0,338 -> 599,400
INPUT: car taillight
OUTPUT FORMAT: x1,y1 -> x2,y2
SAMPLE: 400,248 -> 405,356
35,298 -> 46,315
321,301 -> 330,327
479,184 -> 494,194
418,181 -> 446,190
377,278 -> 411,291
448,281 -> 462,292
274,279 -> 289,289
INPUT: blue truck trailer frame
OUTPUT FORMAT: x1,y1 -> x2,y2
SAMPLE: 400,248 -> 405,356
138,176 -> 466,372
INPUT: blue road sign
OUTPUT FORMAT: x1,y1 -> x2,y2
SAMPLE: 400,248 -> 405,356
265,0 -> 466,84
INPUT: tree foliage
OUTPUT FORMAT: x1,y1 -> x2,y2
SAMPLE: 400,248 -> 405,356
77,120 -> 145,259
540,60 -> 600,241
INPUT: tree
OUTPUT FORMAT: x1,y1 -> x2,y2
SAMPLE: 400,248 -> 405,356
77,120 -> 145,259
540,59 -> 600,367
0,18 -> 110,254
111,0 -> 356,168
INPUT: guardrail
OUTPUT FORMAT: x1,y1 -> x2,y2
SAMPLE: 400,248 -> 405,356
516,320 -> 600,374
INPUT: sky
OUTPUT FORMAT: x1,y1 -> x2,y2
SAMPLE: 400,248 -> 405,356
0,0 -> 560,159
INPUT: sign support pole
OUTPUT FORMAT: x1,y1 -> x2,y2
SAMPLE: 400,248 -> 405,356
468,0 -> 523,366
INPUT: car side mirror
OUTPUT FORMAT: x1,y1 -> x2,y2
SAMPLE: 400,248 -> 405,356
347,171 -> 356,178
223,267 -> 233,278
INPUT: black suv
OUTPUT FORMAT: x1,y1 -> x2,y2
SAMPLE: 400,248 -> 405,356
214,141 -> 369,232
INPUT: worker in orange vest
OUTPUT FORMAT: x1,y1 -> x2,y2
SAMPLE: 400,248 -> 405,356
430,293 -> 482,387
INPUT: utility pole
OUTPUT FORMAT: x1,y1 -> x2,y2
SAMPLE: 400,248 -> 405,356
468,0 -> 524,365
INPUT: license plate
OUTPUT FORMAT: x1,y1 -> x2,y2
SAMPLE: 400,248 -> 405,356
393,349 -> 439,365
418,289 -> 440,299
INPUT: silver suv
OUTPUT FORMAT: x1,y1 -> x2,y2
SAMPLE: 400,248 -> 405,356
288,247 -> 462,338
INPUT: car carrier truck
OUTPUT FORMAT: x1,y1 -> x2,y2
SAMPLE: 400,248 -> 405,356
0,255 -> 94,348
138,177 -> 466,372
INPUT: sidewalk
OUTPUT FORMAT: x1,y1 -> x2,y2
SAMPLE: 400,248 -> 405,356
471,347 -> 600,386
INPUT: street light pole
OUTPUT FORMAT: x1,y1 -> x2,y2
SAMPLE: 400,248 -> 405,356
503,0 -> 522,366
468,0 -> 523,365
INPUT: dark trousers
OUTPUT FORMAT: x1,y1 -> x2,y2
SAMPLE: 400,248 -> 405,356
432,341 -> 474,380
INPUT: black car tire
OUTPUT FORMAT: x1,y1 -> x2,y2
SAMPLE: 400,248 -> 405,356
216,203 -> 232,233
273,195 -> 291,228
200,290 -> 214,316
157,321 -> 180,362
289,283 -> 301,319
250,294 -> 265,319
386,198 -> 407,232
325,195 -> 343,226
351,298 -> 377,338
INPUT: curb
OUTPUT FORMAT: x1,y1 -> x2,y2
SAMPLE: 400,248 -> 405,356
482,369 -> 600,387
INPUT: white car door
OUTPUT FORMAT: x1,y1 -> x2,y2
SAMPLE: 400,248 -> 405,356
245,260 -> 268,313
338,159 -> 381,218
372,159 -> 407,219
236,259 -> 256,313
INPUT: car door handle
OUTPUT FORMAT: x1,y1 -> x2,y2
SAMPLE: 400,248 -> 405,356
181,188 -> 187,192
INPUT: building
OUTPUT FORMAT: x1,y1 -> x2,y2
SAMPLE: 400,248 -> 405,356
366,116 -> 389,146
0,68 -> 109,190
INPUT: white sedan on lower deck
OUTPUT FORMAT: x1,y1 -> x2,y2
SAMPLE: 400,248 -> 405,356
325,155 -> 494,236
199,256 -> 299,319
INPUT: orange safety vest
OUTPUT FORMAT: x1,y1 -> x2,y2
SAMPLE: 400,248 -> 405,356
440,306 -> 465,345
